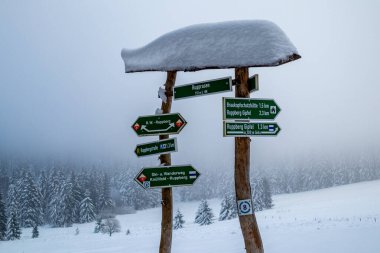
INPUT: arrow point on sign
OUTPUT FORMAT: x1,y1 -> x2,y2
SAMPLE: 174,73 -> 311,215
132,123 -> 140,131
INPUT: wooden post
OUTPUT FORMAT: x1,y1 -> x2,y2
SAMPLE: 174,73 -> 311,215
234,67 -> 264,253
159,71 -> 176,253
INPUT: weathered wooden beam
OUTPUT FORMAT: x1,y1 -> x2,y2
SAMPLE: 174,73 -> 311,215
159,71 -> 176,253
234,67 -> 264,253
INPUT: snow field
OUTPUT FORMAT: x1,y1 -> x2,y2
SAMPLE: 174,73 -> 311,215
1,180 -> 380,253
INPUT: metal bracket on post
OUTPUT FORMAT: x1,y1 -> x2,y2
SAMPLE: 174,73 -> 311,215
232,74 -> 259,93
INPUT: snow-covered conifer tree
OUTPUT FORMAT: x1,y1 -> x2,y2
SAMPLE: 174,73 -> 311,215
6,183 -> 20,222
7,211 -> 21,240
0,192 -> 7,240
48,170 -> 64,227
262,178 -> 273,209
80,190 -> 96,223
32,225 -> 39,238
194,200 -> 214,226
252,179 -> 265,212
97,174 -> 114,213
219,194 -> 237,221
94,217 -> 103,233
0,167 -> 9,196
38,171 -> 49,224
117,171 -> 160,211
70,172 -> 84,223
60,181 -> 75,227
19,171 -> 42,227
173,209 -> 185,229
88,174 -> 101,213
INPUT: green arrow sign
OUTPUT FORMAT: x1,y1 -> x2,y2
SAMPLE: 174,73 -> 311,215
174,77 -> 232,100
248,74 -> 259,93
223,122 -> 281,137
134,165 -> 201,189
132,113 -> 187,136
223,97 -> 281,120
135,138 -> 177,157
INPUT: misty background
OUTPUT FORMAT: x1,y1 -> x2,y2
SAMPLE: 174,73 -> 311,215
1,0 -> 380,172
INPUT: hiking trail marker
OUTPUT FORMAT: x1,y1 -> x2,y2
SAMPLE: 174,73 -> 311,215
174,76 -> 232,100
132,113 -> 187,136
223,122 -> 281,137
223,97 -> 281,120
134,138 -> 177,157
237,199 -> 253,216
135,165 -> 200,189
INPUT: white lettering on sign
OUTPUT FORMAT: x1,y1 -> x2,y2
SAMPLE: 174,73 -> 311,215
192,83 -> 210,91
226,101 -> 258,109
225,109 -> 252,118
141,146 -> 158,153
154,119 -> 171,125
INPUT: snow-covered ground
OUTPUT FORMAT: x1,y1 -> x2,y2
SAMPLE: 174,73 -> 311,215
1,180 -> 380,253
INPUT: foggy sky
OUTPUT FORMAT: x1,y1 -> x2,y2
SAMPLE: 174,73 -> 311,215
1,0 -> 380,169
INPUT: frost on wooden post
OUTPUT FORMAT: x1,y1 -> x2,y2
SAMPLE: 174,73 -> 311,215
155,108 -> 163,115
158,86 -> 167,103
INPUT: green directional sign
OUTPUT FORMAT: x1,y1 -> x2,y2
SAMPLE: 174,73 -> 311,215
223,97 -> 281,120
132,113 -> 187,136
135,138 -> 177,157
134,165 -> 201,189
248,74 -> 259,93
223,122 -> 281,137
174,77 -> 232,100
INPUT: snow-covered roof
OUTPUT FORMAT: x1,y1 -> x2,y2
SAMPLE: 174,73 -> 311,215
121,20 -> 300,73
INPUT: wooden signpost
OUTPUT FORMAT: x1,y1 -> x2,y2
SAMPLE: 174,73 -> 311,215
122,20 -> 300,253
234,68 -> 264,253
159,71 -> 176,253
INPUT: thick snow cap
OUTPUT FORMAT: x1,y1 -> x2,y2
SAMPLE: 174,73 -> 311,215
121,20 -> 300,73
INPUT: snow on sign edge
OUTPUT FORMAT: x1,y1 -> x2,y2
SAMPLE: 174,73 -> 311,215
121,20 -> 301,73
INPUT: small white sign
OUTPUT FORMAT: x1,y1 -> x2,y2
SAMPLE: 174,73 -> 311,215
237,199 -> 253,216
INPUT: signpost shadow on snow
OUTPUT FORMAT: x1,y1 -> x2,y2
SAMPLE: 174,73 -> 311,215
121,20 -> 300,253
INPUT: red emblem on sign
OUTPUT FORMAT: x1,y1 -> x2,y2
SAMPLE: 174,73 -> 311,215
176,120 -> 183,128
133,123 -> 140,131
138,173 -> 147,183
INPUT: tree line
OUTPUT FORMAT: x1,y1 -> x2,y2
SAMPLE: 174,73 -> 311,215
0,151 -> 379,240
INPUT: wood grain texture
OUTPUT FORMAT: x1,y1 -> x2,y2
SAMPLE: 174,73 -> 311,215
234,67 -> 264,253
159,71 -> 176,253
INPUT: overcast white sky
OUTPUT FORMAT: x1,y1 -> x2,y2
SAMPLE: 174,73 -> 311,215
1,0 -> 380,169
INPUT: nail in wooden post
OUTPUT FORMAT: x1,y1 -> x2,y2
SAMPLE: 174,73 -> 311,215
159,71 -> 176,253
234,67 -> 264,253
